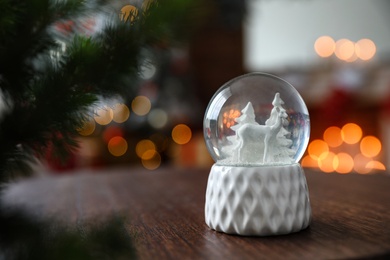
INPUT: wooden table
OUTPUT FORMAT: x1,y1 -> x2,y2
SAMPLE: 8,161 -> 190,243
3,167 -> 390,259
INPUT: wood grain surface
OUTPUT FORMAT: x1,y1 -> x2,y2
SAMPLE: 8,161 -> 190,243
3,167 -> 390,259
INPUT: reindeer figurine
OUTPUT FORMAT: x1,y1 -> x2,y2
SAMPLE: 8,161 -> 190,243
234,93 -> 288,164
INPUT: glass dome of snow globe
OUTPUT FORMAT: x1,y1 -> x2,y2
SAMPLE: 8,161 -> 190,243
203,72 -> 310,166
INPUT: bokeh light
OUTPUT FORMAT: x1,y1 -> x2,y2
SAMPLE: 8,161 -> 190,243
353,153 -> 371,174
172,124 -> 192,145
345,51 -> 358,63
305,122 -> 385,174
141,149 -> 156,160
103,126 -> 124,143
142,151 -> 161,170
223,109 -> 241,129
301,155 -> 318,168
135,139 -> 156,158
355,38 -> 376,61
308,139 -> 329,160
139,61 -> 157,80
78,119 -> 96,136
132,96 -> 151,116
366,161 -> 386,171
334,153 -> 354,174
316,37 -> 376,62
112,103 -> 130,123
314,36 -> 335,58
108,136 -> 128,157
148,109 -> 168,129
341,123 -> 362,144
335,39 -> 355,61
94,106 -> 113,125
318,151 -> 336,173
360,136 -> 381,157
323,126 -> 343,148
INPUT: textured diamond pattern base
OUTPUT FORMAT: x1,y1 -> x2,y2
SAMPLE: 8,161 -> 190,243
205,164 -> 311,236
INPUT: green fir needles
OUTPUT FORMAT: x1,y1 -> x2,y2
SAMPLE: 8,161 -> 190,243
0,0 -> 203,180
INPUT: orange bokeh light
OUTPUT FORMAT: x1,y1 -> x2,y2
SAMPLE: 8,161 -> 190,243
136,139 -> 156,158
112,103 -> 130,123
314,36 -> 335,58
335,39 -> 355,61
103,126 -> 124,143
78,119 -> 96,136
355,38 -> 376,61
132,96 -> 151,116
172,124 -> 192,145
223,109 -> 240,129
353,153 -> 372,174
301,155 -> 319,168
334,153 -> 354,174
307,122 -> 385,174
360,136 -> 381,157
141,149 -> 157,160
108,136 -> 128,157
341,123 -> 362,144
323,126 -> 343,148
142,151 -> 161,170
318,151 -> 336,173
94,106 -> 114,125
366,161 -> 386,171
308,139 -> 329,159
345,52 -> 358,63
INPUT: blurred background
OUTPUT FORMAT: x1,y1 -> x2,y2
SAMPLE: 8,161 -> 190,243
46,0 -> 390,175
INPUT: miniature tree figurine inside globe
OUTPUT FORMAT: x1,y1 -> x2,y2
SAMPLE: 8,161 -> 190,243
203,73 -> 311,236
204,73 -> 310,166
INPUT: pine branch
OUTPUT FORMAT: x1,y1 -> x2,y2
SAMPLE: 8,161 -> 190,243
0,0 -> 204,180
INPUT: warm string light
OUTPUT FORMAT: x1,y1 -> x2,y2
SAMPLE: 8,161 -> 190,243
172,124 -> 192,145
302,123 -> 385,174
93,103 -> 131,127
341,123 -> 362,144
132,96 -> 151,116
112,103 -> 130,123
355,39 -> 376,61
314,36 -> 335,58
223,109 -> 241,129
148,108 -> 168,129
135,139 -> 161,170
77,96 -> 194,170
108,136 -> 128,157
78,119 -> 96,136
94,106 -> 114,125
314,36 -> 376,62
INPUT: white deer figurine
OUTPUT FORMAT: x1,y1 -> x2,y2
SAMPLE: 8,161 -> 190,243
236,106 -> 287,164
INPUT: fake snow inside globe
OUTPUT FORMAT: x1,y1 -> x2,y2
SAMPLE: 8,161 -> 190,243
204,72 -> 310,166
203,73 -> 311,236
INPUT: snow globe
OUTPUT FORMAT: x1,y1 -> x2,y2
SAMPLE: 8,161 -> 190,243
203,72 -> 311,236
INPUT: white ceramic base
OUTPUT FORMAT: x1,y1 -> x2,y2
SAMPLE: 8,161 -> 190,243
205,163 -> 311,236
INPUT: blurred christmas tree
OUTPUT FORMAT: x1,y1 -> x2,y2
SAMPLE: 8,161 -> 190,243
0,0 -> 203,181
0,0 -> 204,257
